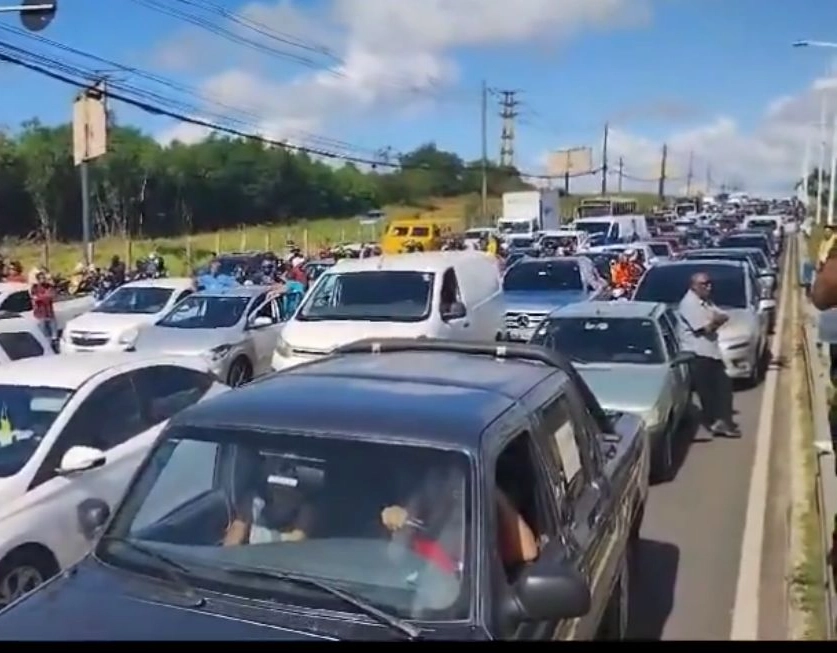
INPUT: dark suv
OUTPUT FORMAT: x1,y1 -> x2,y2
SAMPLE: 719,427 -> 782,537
0,340 -> 649,641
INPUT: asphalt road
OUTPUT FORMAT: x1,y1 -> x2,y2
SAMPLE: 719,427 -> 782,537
628,255 -> 792,640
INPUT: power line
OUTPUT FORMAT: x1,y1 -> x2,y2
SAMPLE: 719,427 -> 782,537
0,42 -> 604,181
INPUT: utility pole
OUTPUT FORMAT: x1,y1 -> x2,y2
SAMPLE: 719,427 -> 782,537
685,151 -> 694,196
705,164 -> 712,195
818,96 -> 827,225
617,157 -> 624,193
498,90 -> 520,168
657,143 -> 668,200
600,122 -> 609,195
480,80 -> 488,224
72,79 -> 108,265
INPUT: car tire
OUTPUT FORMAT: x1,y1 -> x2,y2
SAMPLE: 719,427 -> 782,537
0,547 -> 59,609
598,549 -> 630,640
226,357 -> 253,387
650,420 -> 673,484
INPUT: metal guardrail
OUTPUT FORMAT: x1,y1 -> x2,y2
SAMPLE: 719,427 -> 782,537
797,232 -> 837,637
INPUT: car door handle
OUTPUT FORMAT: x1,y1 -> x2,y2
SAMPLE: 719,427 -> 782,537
463,321 -> 470,328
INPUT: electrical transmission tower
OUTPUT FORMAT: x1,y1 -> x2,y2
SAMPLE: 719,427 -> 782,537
498,90 -> 520,168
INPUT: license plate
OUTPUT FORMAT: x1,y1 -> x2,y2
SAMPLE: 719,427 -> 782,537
74,347 -> 94,352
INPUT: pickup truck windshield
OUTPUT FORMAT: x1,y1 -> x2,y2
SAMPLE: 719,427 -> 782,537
634,264 -> 747,309
93,286 -> 173,315
157,295 -> 250,329
101,426 -> 472,621
533,317 -> 665,364
298,271 -> 433,322
503,261 -> 583,292
0,386 -> 72,478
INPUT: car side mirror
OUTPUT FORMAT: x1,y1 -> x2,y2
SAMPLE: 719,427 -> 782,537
58,445 -> 106,475
249,315 -> 273,328
511,544 -> 591,622
671,350 -> 695,367
77,498 -> 110,541
442,301 -> 467,321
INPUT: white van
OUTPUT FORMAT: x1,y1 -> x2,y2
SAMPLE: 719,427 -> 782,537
570,215 -> 650,245
272,251 -> 505,371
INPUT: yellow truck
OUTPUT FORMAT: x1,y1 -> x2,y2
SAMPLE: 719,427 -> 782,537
381,218 -> 446,254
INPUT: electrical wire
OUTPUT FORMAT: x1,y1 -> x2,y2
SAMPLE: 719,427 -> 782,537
0,41 -> 602,181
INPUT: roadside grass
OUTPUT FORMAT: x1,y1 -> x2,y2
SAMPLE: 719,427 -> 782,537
790,353 -> 828,639
3,191 -> 662,276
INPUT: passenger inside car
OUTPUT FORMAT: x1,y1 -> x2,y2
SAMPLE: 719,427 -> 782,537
223,457 -> 317,546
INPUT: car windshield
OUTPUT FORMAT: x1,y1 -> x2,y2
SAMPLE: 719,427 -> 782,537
649,243 -> 669,256
532,317 -> 664,364
497,221 -> 531,234
93,286 -> 174,315
298,271 -> 433,322
0,385 -> 72,478
100,426 -> 472,621
509,237 -> 534,249
157,295 -> 250,329
634,264 -> 747,309
718,236 -> 768,254
747,220 -> 777,230
573,220 -> 611,235
503,261 -> 582,292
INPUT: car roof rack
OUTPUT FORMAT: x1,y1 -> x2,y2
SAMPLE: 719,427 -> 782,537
333,338 -> 610,428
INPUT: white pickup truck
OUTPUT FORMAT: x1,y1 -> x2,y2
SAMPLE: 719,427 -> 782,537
0,282 -> 94,336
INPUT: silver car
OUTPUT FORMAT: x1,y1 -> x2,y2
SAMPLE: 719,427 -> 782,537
531,300 -> 693,482
633,259 -> 770,386
131,285 -> 283,386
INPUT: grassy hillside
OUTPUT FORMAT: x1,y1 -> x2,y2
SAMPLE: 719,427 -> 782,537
7,191 -> 663,276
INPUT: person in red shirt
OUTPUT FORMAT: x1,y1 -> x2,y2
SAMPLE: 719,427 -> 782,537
30,270 -> 56,341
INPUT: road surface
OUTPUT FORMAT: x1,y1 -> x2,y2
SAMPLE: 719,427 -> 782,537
628,249 -> 794,640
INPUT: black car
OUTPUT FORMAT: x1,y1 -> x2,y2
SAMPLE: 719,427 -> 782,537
0,341 -> 648,641
717,233 -> 776,270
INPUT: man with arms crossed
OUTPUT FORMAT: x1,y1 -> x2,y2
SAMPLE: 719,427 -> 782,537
678,272 -> 741,438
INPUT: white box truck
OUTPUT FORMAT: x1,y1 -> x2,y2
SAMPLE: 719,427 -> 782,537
497,189 -> 560,237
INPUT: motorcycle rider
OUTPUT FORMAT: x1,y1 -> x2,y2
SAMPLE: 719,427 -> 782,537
626,248 -> 645,285
610,252 -> 633,291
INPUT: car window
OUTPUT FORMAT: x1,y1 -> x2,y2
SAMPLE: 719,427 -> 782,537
1,292 -> 32,313
133,366 -> 215,423
538,396 -> 587,500
247,293 -> 268,317
174,289 -> 192,304
28,374 -> 145,490
658,315 -> 678,358
440,268 -> 462,313
0,331 -> 45,360
103,426 -> 472,621
131,438 -> 220,531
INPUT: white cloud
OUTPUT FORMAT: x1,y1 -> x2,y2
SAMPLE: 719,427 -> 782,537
539,74 -> 837,197
152,0 -> 652,149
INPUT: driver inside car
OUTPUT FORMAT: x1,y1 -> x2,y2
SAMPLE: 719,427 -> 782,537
223,459 -> 316,546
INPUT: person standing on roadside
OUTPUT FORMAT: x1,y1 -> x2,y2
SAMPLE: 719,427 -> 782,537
677,272 -> 741,438
30,270 -> 57,342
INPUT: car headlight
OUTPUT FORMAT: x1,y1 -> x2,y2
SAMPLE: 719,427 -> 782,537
724,339 -> 750,351
641,405 -> 662,428
274,335 -> 292,357
117,328 -> 139,346
206,344 -> 232,362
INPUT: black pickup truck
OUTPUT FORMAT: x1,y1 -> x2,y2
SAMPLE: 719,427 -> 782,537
0,340 -> 649,641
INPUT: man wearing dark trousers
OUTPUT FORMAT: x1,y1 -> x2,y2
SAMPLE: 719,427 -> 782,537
677,271 -> 741,438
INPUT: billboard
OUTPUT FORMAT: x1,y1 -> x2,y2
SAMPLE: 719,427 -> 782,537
546,147 -> 593,177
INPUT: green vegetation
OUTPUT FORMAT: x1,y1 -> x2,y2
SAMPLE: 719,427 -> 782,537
0,119 -> 664,273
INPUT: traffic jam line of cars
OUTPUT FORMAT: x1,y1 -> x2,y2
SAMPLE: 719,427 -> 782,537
0,208 -> 788,639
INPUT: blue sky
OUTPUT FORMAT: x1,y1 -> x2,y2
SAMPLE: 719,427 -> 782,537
0,0 -> 834,192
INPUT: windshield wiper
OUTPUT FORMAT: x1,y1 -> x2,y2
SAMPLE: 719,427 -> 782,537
100,535 -> 205,607
218,565 -> 420,639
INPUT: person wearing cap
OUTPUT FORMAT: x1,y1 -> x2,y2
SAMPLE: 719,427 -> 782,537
223,460 -> 316,546
195,257 -> 238,292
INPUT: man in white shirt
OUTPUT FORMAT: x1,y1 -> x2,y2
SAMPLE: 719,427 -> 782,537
677,271 -> 740,438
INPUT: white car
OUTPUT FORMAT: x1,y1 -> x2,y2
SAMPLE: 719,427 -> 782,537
0,353 -> 228,607
0,282 -> 93,336
61,278 -> 194,353
0,313 -> 56,362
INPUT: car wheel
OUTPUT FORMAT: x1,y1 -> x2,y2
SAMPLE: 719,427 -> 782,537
227,357 -> 253,387
0,548 -> 58,609
650,421 -> 673,484
598,549 -> 630,640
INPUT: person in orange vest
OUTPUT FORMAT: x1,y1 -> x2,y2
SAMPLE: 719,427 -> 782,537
625,249 -> 646,285
610,253 -> 632,289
